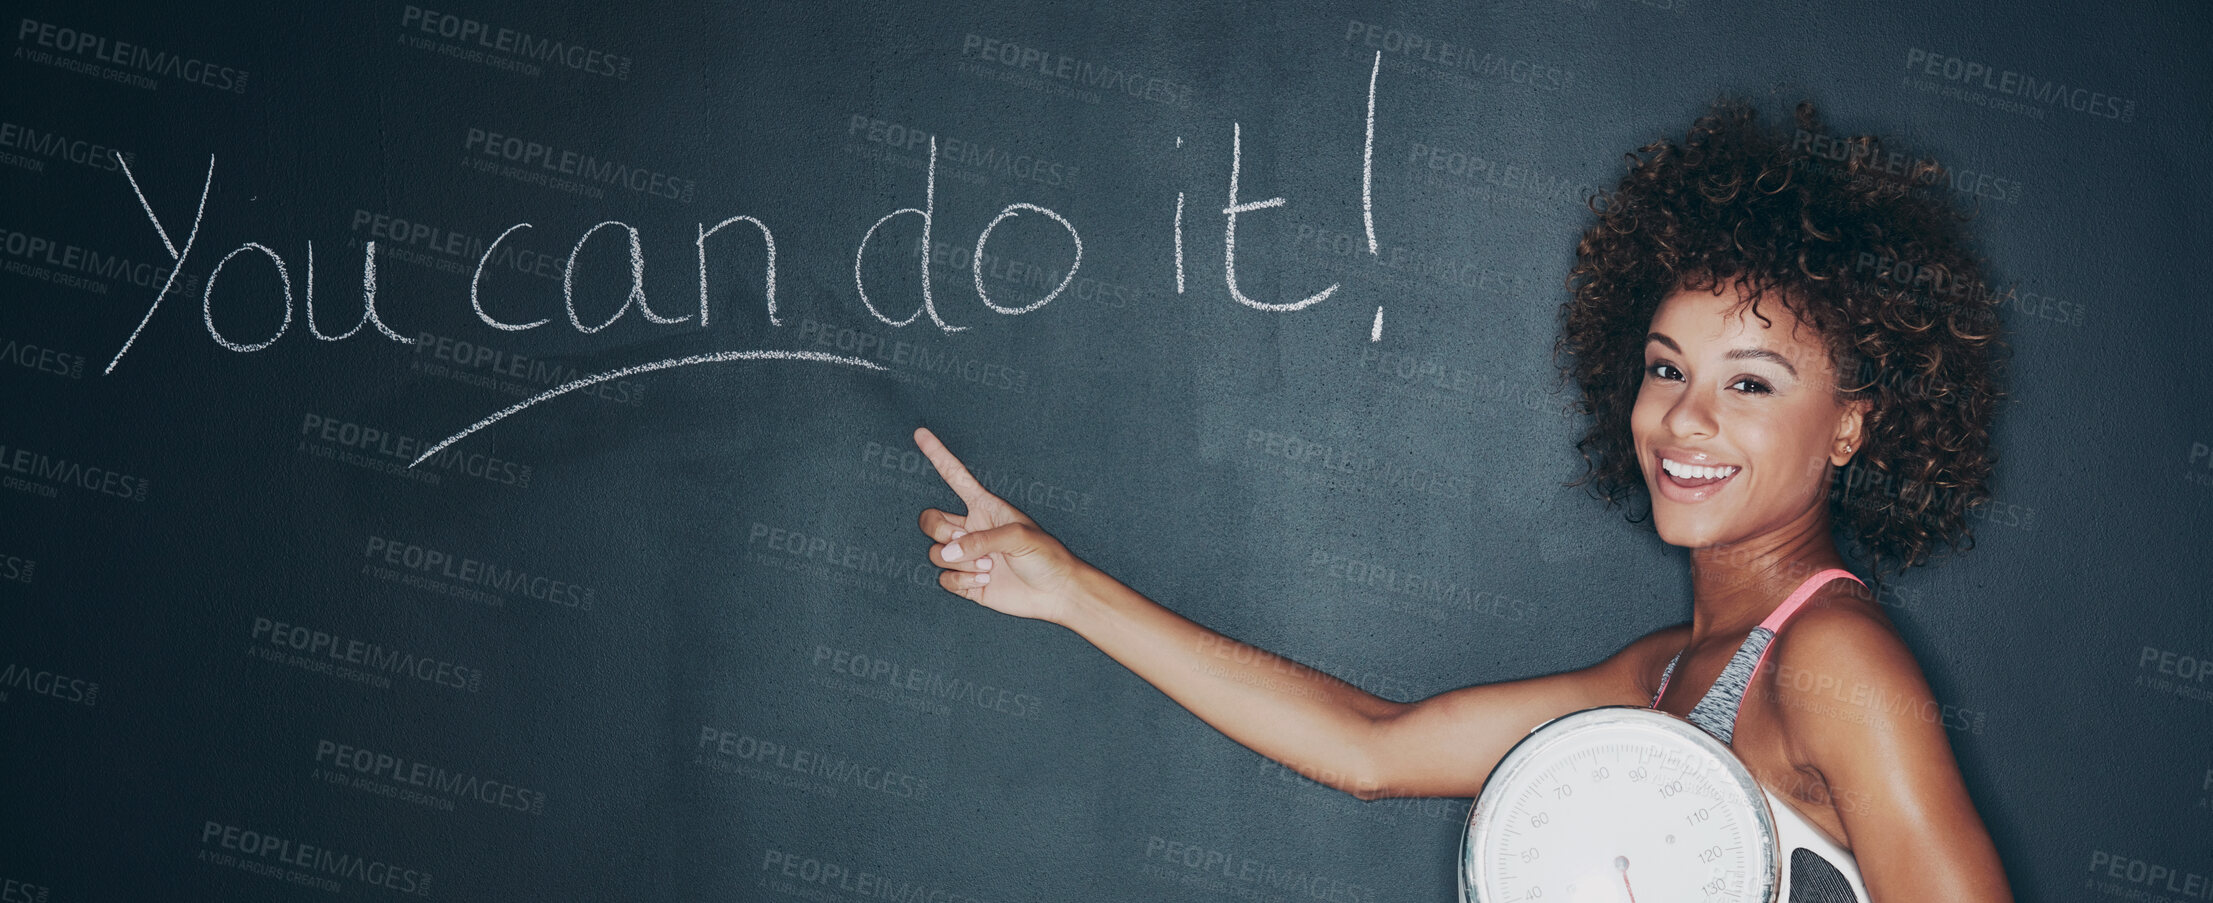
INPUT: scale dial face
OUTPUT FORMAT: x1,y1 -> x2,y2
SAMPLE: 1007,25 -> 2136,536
1460,706 -> 1778,903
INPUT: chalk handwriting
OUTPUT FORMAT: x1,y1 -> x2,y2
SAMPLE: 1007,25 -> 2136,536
855,135 -> 959,331
1363,50 -> 1383,340
410,350 -> 883,466
93,54 -> 1397,461
108,153 -> 215,373
303,242 -> 410,342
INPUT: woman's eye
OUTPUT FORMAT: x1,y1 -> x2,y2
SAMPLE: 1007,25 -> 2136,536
1647,363 -> 1681,381
1729,377 -> 1772,395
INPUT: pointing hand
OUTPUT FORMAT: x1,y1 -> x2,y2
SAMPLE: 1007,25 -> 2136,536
912,427 -> 1084,624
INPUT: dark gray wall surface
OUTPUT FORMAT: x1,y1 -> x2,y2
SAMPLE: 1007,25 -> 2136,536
3,1 -> 2209,900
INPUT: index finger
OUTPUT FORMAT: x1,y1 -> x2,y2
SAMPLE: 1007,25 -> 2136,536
913,427 -> 993,508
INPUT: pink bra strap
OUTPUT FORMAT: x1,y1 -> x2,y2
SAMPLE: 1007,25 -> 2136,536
1760,568 -> 1860,631
1747,567 -> 1863,677
1649,567 -> 1865,708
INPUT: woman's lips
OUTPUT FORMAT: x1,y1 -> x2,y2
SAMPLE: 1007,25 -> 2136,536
1655,456 -> 1739,503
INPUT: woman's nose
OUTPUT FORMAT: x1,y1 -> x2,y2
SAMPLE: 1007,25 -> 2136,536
1662,384 -> 1717,440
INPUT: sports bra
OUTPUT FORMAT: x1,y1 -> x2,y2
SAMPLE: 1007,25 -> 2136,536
1649,568 -> 1866,745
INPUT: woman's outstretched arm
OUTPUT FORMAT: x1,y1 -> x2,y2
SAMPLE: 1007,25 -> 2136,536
1063,566 -> 1688,799
911,427 -> 1682,800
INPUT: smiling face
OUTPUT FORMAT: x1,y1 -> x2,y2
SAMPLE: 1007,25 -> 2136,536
1632,281 -> 1868,551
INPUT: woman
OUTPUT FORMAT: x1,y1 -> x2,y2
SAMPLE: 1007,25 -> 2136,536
909,100 -> 2013,901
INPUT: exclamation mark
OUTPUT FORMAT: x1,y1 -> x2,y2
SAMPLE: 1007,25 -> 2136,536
1363,50 -> 1381,341
1174,136 -> 1185,294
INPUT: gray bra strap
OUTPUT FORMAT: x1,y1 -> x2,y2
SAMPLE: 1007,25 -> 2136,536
1655,570 -> 1862,745
1681,624 -> 1788,743
1665,626 -> 1778,745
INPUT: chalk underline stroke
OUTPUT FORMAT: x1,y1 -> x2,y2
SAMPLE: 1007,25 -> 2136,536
410,350 -> 886,467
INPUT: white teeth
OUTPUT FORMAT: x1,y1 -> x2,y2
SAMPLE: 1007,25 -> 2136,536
1661,458 -> 1739,481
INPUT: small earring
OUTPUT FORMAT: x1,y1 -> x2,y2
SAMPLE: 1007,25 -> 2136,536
1843,444 -> 1854,453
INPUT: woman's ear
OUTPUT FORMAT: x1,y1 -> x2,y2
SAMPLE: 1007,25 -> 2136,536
1831,398 -> 1871,466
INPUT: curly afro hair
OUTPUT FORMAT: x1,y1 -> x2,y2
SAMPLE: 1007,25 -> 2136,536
1556,98 -> 2007,576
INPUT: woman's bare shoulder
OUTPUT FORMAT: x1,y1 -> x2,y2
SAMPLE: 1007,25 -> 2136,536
1763,594 -> 1941,755
1762,587 -> 2008,898
1770,591 -> 1921,689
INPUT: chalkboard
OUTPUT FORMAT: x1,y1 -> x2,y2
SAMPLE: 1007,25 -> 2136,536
4,1 -> 2209,901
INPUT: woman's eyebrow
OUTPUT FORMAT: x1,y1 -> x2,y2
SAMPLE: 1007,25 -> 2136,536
1646,333 -> 1800,378
1724,347 -> 1799,377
